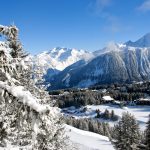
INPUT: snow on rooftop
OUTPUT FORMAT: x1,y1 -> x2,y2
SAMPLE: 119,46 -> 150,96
139,98 -> 150,101
102,96 -> 114,101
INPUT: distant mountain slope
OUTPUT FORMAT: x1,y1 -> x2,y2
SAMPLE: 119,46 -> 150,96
32,47 -> 93,77
125,33 -> 150,47
48,45 -> 150,90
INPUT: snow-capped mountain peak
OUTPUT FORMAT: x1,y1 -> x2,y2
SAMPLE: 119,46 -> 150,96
32,47 -> 93,77
47,47 -> 90,62
93,42 -> 123,56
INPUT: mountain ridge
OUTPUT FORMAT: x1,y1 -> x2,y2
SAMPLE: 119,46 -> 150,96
125,33 -> 150,47
47,45 -> 150,90
32,47 -> 94,78
32,33 -> 150,90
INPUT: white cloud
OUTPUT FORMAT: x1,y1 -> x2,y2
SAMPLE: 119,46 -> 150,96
96,0 -> 111,9
95,0 -> 120,33
88,0 -> 122,33
91,0 -> 112,14
138,0 -> 150,12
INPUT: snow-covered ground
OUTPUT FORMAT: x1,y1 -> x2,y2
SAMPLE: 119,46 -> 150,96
0,125 -> 114,150
0,145 -> 31,150
65,125 -> 114,150
63,104 -> 150,130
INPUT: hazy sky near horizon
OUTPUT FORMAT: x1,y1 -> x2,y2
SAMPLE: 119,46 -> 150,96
1,0 -> 150,54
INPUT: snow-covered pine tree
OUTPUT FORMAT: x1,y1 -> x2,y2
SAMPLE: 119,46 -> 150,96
113,112 -> 141,150
0,24 -> 27,58
145,115 -> 150,150
0,25 -> 68,149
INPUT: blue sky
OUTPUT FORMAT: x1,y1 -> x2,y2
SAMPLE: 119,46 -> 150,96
1,0 -> 150,54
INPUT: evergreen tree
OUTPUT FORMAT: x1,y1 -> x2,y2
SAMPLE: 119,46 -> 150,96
103,109 -> 110,119
102,122 -> 110,137
81,120 -> 89,131
0,25 -> 27,58
113,112 -> 141,150
95,109 -> 101,118
110,110 -> 118,121
145,115 -> 150,150
88,120 -> 95,132
0,25 -> 68,149
111,110 -> 115,119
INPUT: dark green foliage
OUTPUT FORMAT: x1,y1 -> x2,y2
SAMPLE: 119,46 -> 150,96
50,81 -> 150,109
110,110 -> 115,119
95,109 -> 119,121
55,90 -> 104,108
103,109 -> 111,119
49,90 -> 64,95
95,109 -> 101,118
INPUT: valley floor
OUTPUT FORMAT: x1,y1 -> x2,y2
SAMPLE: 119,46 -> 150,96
63,104 -> 150,131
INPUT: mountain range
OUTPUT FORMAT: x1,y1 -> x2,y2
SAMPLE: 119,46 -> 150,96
32,33 -> 150,90
32,47 -> 93,78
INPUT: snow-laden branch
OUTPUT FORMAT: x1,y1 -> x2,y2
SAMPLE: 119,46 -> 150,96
0,25 -> 18,40
0,81 -> 57,115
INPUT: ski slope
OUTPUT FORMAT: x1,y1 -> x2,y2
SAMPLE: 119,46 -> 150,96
65,125 -> 114,150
